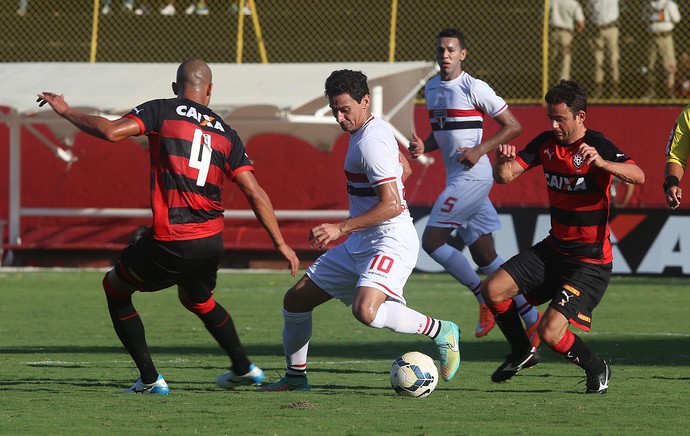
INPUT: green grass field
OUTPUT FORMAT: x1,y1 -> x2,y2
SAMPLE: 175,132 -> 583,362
1,270 -> 689,434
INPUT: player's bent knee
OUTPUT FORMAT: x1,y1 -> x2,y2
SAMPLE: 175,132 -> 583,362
351,303 -> 377,326
480,271 -> 515,305
102,270 -> 135,299
179,295 -> 216,315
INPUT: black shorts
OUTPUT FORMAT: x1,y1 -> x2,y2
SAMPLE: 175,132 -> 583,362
114,231 -> 224,303
501,239 -> 612,332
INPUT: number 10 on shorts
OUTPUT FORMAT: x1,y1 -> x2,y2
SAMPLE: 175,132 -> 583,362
369,255 -> 394,273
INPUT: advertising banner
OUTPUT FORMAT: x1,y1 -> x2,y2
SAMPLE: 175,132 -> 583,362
412,208 -> 690,277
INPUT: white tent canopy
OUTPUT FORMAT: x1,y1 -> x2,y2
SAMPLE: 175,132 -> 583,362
1,62 -> 437,245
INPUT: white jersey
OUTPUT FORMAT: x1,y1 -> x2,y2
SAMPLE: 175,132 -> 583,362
344,115 -> 411,226
425,71 -> 508,182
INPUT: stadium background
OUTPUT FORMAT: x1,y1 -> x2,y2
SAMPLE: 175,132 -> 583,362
4,0 -> 690,100
1,0 -> 689,274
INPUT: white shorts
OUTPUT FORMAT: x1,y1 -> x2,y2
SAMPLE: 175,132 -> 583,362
427,178 -> 501,246
306,222 -> 419,306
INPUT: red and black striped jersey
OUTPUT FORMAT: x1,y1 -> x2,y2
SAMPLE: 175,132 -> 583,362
516,129 -> 635,264
125,98 -> 253,241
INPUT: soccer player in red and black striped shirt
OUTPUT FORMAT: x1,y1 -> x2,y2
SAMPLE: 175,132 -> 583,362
480,80 -> 644,394
37,59 -> 299,394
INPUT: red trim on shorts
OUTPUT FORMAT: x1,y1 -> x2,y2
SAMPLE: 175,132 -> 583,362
551,329 -> 575,353
436,221 -> 462,227
374,281 -> 403,300
290,363 -> 307,369
569,318 -> 591,332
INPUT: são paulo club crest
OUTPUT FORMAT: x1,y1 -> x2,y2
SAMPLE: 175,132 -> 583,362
433,109 -> 447,129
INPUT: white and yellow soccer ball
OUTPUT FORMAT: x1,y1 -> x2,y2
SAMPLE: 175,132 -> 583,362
390,351 -> 439,398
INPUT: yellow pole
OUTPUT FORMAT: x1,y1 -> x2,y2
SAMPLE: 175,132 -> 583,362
248,0 -> 268,64
89,0 -> 100,63
247,0 -> 268,63
541,0 -> 550,100
388,0 -> 398,62
236,0 -> 246,63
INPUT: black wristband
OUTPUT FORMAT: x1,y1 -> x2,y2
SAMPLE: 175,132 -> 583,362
663,176 -> 680,193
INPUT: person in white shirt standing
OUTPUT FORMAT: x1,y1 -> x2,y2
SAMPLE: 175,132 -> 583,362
259,69 -> 461,392
409,28 -> 542,342
550,0 -> 586,81
645,0 -> 682,99
588,0 -> 621,98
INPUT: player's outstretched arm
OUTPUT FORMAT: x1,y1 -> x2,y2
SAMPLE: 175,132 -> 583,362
36,92 -> 140,142
235,171 -> 300,276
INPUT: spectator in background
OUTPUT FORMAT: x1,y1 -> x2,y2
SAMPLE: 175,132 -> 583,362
185,1 -> 209,15
664,105 -> 690,210
183,1 -> 252,16
101,0 -> 176,15
644,0 -> 681,99
17,0 -> 28,16
550,0 -> 586,81
230,1 -> 252,15
588,0 -> 620,98
101,0 -> 135,14
675,52 -> 690,98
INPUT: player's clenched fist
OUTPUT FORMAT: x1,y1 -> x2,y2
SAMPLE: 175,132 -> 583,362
408,132 -> 425,159
494,144 -> 516,161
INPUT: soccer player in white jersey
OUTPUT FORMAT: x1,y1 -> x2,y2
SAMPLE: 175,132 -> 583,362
259,69 -> 461,391
409,28 -> 542,341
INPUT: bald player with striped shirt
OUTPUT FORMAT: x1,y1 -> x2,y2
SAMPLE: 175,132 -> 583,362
37,58 -> 299,395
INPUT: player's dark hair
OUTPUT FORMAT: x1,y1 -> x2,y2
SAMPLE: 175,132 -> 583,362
324,69 -> 370,103
545,80 -> 587,114
437,28 -> 466,49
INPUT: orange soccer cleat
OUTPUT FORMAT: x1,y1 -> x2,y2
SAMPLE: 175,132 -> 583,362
475,303 -> 496,338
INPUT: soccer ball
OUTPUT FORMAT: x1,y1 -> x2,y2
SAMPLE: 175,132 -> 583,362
390,351 -> 438,398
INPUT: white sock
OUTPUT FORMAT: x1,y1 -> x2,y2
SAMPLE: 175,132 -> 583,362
430,244 -> 482,296
513,294 -> 539,327
368,301 -> 442,337
282,309 -> 311,377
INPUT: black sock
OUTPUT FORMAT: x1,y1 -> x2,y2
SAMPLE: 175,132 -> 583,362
106,294 -> 158,384
196,302 -> 251,374
563,333 -> 605,372
494,303 -> 531,357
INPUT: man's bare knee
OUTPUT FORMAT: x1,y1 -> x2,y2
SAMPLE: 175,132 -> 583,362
481,270 -> 517,305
